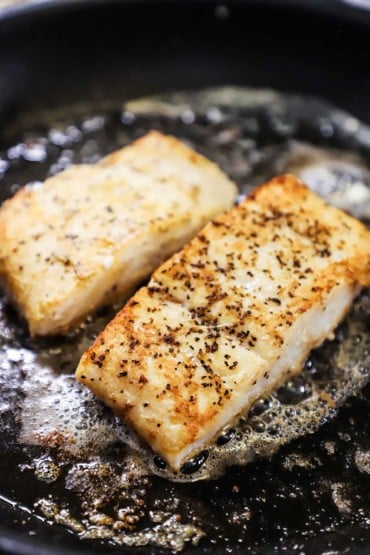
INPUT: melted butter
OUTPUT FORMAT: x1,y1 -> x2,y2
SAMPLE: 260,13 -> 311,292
0,86 -> 370,552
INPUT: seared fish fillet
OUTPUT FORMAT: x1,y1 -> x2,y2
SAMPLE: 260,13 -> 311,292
76,175 -> 370,470
0,131 -> 237,336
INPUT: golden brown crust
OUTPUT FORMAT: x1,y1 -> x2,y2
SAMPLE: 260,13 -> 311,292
0,131 -> 237,336
76,175 -> 370,468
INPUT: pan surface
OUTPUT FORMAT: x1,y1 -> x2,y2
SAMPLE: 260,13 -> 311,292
0,2 -> 370,555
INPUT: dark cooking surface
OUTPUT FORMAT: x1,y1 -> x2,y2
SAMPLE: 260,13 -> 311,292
0,1 -> 370,554
0,87 -> 369,555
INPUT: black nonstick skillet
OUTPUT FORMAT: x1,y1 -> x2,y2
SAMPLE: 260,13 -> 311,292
0,2 -> 370,554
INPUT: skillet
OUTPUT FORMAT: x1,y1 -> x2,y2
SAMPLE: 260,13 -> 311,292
0,1 -> 370,554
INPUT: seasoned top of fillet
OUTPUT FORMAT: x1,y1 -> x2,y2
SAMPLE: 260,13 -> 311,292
76,175 -> 370,470
0,131 -> 237,335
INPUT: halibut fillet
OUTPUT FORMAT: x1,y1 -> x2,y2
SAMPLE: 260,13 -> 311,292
0,131 -> 237,336
76,175 -> 370,470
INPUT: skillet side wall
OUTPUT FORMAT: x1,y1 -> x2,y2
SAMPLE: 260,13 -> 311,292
0,1 -> 369,142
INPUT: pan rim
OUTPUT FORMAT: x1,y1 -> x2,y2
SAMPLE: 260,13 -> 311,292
0,0 -> 370,26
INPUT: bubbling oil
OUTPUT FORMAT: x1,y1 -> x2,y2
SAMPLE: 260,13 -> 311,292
0,87 -> 370,552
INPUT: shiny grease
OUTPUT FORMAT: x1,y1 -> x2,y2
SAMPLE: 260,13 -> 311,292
0,87 -> 370,553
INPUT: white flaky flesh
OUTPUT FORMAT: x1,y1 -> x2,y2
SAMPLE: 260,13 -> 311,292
76,175 -> 370,470
0,131 -> 237,336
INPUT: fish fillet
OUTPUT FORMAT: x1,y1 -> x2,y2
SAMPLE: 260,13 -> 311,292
76,175 -> 370,471
0,131 -> 237,336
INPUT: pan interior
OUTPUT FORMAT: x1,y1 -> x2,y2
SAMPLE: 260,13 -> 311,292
0,87 -> 370,553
